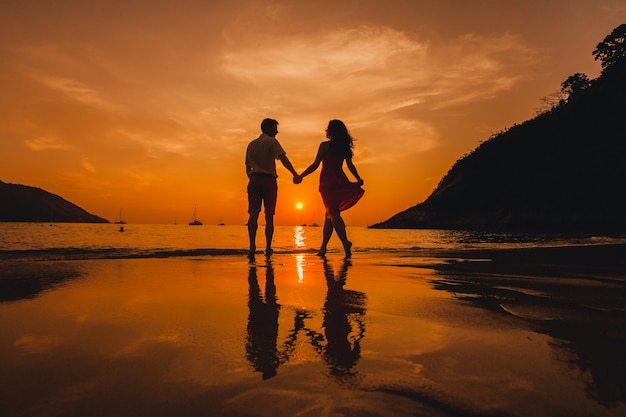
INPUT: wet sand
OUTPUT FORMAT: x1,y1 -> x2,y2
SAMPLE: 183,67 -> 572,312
1,244 -> 625,416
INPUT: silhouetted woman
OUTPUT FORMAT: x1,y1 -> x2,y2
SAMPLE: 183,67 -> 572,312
300,120 -> 364,257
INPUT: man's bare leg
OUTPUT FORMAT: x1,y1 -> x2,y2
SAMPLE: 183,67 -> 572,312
247,212 -> 259,260
264,213 -> 274,258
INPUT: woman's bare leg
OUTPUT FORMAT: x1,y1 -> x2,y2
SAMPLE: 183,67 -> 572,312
318,214 -> 333,256
330,212 -> 352,258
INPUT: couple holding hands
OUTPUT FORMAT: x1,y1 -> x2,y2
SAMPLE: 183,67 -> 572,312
246,118 -> 364,260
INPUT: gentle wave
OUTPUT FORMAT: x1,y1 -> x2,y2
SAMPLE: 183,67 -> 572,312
3,242 -> 626,262
2,223 -> 626,261
0,247 -> 250,261
0,246 -> 434,262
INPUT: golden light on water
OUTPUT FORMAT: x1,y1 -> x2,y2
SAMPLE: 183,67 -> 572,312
294,226 -> 306,248
295,254 -> 305,283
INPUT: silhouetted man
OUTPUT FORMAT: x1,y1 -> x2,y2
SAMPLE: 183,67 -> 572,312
246,118 -> 301,259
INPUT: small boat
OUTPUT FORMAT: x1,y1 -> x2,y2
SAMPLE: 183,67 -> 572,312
114,209 -> 127,224
189,205 -> 202,226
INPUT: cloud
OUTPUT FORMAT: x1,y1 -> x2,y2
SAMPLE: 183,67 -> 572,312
221,25 -> 428,98
23,136 -> 72,151
221,25 -> 534,100
14,334 -> 62,354
424,33 -> 537,108
219,25 -> 536,161
82,159 -> 96,173
37,75 -> 112,108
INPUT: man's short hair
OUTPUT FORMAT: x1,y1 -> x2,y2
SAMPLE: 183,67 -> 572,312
261,118 -> 278,134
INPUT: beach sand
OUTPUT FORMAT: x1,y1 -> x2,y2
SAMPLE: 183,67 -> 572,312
1,245 -> 625,416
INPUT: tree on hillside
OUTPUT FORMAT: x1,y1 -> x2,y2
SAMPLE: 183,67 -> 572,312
593,23 -> 626,72
561,73 -> 591,101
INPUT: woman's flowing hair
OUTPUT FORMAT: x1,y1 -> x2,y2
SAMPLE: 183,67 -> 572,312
327,119 -> 354,159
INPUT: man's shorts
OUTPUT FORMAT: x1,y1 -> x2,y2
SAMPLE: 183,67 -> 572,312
247,174 -> 278,215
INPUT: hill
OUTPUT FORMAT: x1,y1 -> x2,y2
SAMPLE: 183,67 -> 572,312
371,46 -> 626,233
0,181 -> 109,223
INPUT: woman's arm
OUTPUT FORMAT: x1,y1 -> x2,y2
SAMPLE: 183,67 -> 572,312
300,142 -> 328,178
346,157 -> 364,186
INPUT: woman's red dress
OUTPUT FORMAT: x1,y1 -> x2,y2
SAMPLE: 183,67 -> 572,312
319,148 -> 364,213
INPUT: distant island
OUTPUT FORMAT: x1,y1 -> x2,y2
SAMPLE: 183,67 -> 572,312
0,180 -> 109,223
371,23 -> 626,233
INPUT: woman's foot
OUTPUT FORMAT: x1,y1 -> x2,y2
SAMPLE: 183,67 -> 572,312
317,247 -> 327,257
343,241 -> 352,258
265,248 -> 273,258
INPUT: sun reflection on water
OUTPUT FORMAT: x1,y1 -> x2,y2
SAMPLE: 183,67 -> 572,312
293,225 -> 306,248
293,226 -> 307,283
295,254 -> 305,283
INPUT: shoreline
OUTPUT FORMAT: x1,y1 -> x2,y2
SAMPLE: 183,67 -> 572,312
2,240 -> 625,263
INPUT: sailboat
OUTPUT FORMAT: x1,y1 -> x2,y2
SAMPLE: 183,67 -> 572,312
189,205 -> 202,226
114,209 -> 126,224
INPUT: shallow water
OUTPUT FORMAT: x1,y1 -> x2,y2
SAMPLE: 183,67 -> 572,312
1,251 -> 625,416
1,223 -> 624,261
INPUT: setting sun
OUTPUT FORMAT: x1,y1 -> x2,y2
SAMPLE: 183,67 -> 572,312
296,202 -> 304,210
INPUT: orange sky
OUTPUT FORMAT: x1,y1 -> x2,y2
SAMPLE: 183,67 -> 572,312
1,1 -> 625,226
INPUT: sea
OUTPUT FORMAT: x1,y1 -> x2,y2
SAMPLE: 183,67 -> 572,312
1,222 -> 624,261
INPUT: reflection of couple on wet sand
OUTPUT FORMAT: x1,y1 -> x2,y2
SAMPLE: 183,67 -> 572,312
246,118 -> 364,260
246,258 -> 367,380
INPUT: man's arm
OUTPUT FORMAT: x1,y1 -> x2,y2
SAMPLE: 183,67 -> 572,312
278,154 -> 302,184
245,144 -> 253,178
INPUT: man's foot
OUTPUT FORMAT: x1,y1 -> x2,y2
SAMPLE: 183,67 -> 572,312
265,248 -> 273,258
247,250 -> 256,261
343,241 -> 352,259
317,247 -> 327,257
